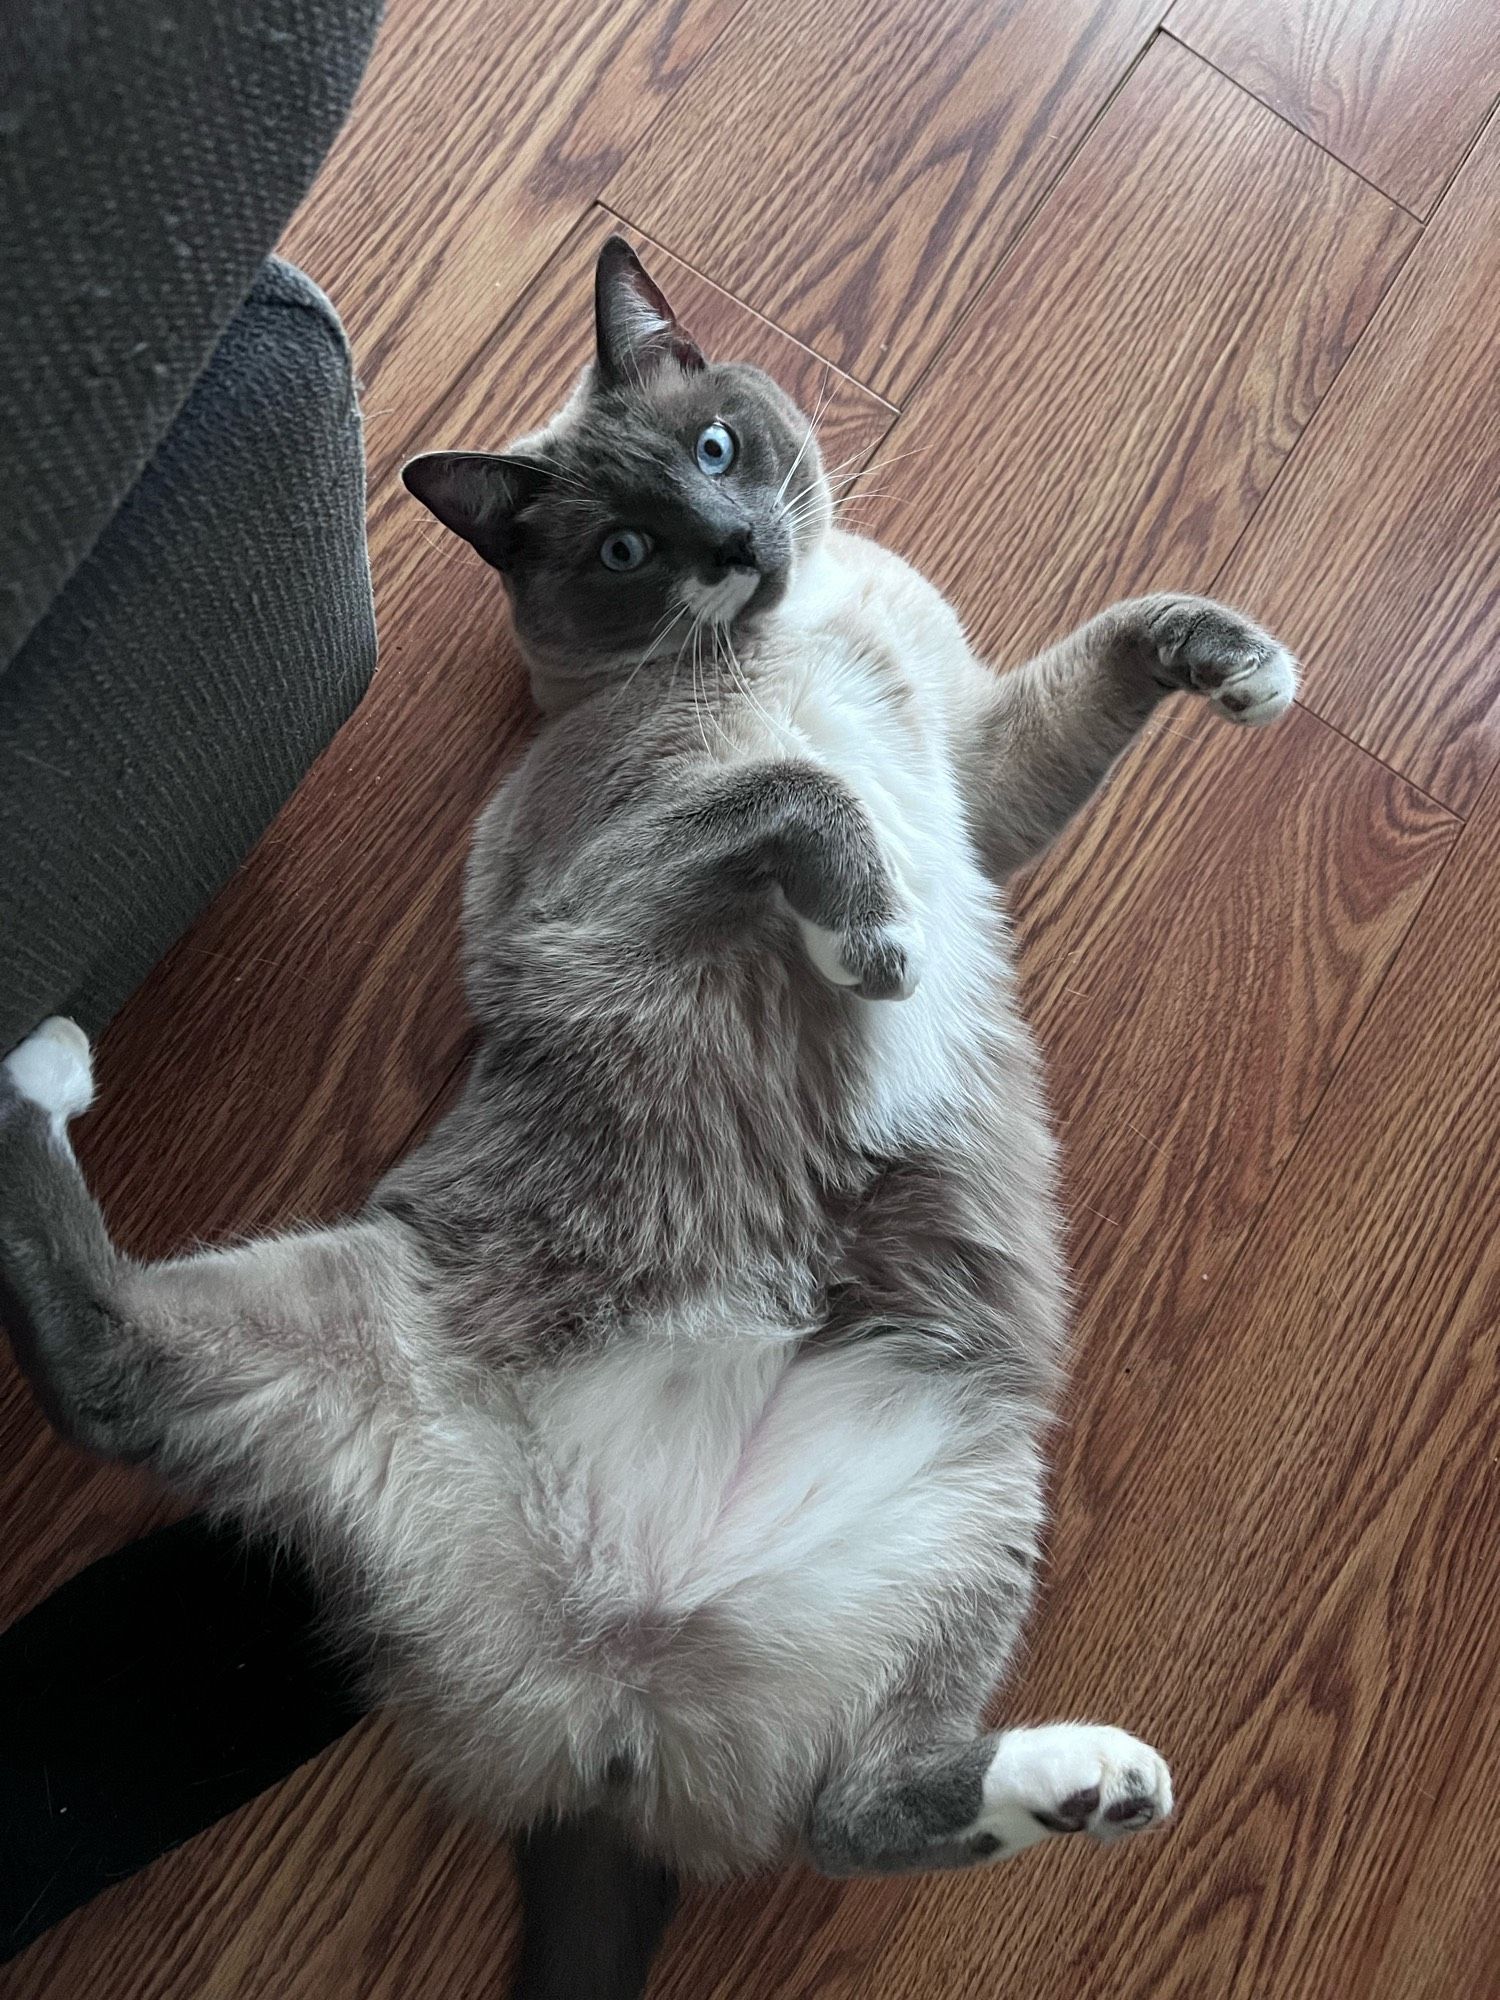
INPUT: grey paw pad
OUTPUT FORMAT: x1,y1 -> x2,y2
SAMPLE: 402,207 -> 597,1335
1032,1785 -> 1101,1835
1103,1773 -> 1160,1829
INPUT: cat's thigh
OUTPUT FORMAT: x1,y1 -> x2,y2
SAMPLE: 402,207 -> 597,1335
808,1715 -> 1174,1877
1,1019 -> 426,1521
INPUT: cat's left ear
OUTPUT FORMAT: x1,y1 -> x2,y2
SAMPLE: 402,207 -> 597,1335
401,451 -> 551,570
594,235 -> 705,388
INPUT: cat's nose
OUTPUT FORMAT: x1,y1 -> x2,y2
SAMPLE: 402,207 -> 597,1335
712,531 -> 758,573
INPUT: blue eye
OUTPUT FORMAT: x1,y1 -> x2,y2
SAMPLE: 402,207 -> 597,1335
695,422 -> 736,477
599,528 -> 651,571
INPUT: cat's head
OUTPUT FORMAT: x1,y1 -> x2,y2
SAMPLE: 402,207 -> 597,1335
403,238 -> 831,704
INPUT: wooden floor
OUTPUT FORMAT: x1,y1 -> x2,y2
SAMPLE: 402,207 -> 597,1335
7,1 -> 1500,1993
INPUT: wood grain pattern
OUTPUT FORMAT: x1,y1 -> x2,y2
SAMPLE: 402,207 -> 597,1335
1014,700 -> 1456,1400
278,0 -> 739,429
1167,0 -> 1500,215
1217,106 -> 1500,816
7,3 -> 1500,1996
0,214 -> 892,1626
939,774 -> 1500,1999
855,33 -> 1417,667
606,0 -> 1164,399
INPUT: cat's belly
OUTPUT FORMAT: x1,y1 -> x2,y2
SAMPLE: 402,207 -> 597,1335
527,1332 -> 968,1630
394,1328 -> 1040,1869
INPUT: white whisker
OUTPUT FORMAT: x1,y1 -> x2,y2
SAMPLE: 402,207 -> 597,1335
615,605 -> 687,708
775,362 -> 835,508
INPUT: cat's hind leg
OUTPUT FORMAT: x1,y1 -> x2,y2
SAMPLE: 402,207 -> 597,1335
1,1020 -> 427,1525
808,1715 -> 1172,1877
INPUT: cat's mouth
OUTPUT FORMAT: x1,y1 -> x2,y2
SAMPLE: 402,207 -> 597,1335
678,567 -> 775,629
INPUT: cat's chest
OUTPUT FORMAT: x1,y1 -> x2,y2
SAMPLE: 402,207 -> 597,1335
778,636 -> 946,888
771,640 -> 1006,1148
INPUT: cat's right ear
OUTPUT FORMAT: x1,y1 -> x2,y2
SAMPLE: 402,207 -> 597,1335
594,235 -> 705,388
401,452 -> 551,570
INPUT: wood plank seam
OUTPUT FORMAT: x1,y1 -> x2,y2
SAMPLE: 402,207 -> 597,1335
1270,705 -> 1466,823
597,206 -> 901,416
893,25 -> 1424,430
1412,90 -> 1500,238
388,203 -> 898,486
859,19 -> 1164,413
1160,32 -> 1428,225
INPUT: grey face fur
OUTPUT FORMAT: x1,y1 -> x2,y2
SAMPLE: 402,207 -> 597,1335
1,235 -> 1302,2000
403,238 -> 828,701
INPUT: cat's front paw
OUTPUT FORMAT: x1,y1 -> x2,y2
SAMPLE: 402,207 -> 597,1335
965,1722 -> 1174,1861
798,915 -> 924,1001
2,1018 -> 94,1127
1139,594 -> 1297,726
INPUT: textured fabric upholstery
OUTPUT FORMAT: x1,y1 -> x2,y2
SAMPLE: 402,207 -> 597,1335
0,259 -> 377,1052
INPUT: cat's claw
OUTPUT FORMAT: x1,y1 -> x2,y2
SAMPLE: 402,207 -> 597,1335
1140,594 -> 1298,727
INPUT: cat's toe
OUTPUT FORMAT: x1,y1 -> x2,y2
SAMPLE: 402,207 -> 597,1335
1205,635 -> 1298,726
797,914 -> 924,1000
2,1018 -> 95,1126
1144,596 -> 1298,726
847,918 -> 924,1002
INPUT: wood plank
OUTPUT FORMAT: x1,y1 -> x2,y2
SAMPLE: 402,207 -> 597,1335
277,0 -> 739,428
1015,700 -> 1455,1386
1217,108 -> 1500,816
854,33 -> 1417,667
0,213 -> 893,1629
1167,1 -> 1500,216
911,775 -> 1500,2000
605,0 -> 1165,399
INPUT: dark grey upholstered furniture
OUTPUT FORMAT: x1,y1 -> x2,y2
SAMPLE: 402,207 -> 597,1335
0,0 -> 386,1960
0,0 -> 385,1055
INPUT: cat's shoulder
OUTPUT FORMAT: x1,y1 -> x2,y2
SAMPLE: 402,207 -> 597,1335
788,530 -> 966,643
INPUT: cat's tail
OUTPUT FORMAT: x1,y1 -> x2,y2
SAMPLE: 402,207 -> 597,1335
512,1816 -> 679,2000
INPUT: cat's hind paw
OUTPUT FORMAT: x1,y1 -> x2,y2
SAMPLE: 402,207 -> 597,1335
2,1018 -> 95,1127
963,1722 -> 1174,1861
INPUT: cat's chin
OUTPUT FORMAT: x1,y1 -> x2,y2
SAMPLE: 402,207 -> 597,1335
738,562 -> 792,623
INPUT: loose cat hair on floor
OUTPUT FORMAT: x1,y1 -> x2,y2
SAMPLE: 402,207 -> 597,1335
0,237 -> 1297,1998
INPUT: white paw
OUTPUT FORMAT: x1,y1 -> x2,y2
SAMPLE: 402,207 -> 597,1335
964,1722 -> 1174,1861
1144,594 -> 1298,727
796,915 -> 924,1001
2,1017 -> 95,1128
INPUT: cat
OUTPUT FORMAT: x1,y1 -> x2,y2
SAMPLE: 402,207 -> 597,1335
0,236 -> 1297,1998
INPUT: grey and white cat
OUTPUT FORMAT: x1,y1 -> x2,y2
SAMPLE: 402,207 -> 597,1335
0,239 -> 1297,1997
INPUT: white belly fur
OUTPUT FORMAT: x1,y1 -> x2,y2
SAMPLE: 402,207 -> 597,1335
764,539 -> 1004,1149
412,543 -> 1030,1848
